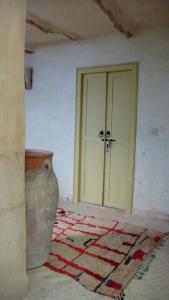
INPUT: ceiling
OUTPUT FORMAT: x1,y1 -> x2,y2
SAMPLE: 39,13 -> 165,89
25,0 -> 169,52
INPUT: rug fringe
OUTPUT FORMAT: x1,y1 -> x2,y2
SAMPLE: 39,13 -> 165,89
114,290 -> 125,300
133,235 -> 167,280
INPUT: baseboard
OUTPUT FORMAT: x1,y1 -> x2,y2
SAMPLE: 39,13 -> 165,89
132,208 -> 169,221
59,194 -> 73,203
58,195 -> 169,222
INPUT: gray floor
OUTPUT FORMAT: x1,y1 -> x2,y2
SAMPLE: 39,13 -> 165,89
24,202 -> 169,300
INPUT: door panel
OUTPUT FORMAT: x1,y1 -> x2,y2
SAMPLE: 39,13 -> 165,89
103,71 -> 132,209
80,73 -> 106,205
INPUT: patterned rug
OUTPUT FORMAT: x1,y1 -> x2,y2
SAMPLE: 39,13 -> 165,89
45,208 -> 164,299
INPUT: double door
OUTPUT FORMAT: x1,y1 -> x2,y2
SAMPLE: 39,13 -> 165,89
74,65 -> 137,212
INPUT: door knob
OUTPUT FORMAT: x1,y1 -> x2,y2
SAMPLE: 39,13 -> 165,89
106,130 -> 111,137
99,130 -> 104,138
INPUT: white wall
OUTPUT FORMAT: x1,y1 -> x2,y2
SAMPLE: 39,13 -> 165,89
25,28 -> 169,218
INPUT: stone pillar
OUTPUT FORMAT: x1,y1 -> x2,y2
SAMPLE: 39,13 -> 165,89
0,1 -> 29,299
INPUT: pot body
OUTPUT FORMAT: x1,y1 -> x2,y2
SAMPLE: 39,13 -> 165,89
25,149 -> 59,269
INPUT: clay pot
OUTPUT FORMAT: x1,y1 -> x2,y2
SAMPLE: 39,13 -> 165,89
25,149 -> 59,269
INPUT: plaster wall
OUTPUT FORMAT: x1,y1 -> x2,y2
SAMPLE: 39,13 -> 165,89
0,1 -> 28,299
25,28 -> 169,218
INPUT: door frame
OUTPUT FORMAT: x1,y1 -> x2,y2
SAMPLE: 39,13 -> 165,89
73,63 -> 138,214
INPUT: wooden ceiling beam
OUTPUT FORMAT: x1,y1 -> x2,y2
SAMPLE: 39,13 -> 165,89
92,0 -> 134,38
26,13 -> 80,41
26,19 -> 51,34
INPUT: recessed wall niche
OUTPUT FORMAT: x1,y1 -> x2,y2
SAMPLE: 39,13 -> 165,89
25,67 -> 33,90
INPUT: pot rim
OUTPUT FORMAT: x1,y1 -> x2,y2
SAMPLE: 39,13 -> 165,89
25,149 -> 53,158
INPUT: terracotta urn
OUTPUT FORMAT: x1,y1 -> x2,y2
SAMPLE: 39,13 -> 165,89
25,149 -> 59,269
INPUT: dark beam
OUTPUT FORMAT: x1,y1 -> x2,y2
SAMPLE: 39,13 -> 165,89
26,16 -> 80,41
92,0 -> 133,38
25,49 -> 34,54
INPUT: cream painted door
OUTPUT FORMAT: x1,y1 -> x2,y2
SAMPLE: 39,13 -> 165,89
103,71 -> 132,209
80,73 -> 107,205
79,68 -> 135,210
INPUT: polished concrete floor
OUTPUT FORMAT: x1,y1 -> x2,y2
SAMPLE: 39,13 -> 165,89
24,201 -> 169,300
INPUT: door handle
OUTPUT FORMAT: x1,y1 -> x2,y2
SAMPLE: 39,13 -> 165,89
102,138 -> 116,152
99,130 -> 104,138
106,130 -> 111,137
100,129 -> 116,152
102,138 -> 116,142
102,138 -> 109,142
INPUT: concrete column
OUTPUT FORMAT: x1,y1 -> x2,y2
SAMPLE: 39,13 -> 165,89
0,1 -> 29,299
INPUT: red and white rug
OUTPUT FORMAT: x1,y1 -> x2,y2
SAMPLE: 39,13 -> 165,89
45,208 -> 164,299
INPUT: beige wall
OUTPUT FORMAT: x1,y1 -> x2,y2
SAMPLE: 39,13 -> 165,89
0,1 -> 28,299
